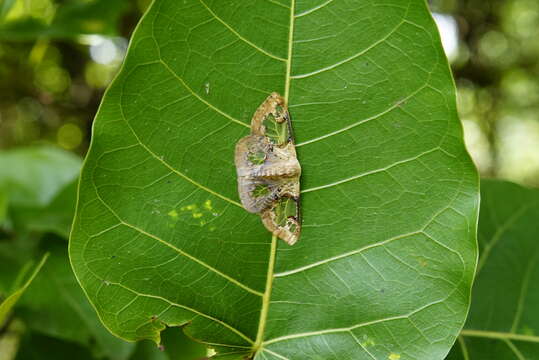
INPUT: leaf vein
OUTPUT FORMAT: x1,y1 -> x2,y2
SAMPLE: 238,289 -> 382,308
263,296 -> 450,345
159,59 -> 249,128
89,187 -> 262,297
477,202 -> 535,274
460,329 -> 539,344
301,147 -> 441,193
264,349 -> 290,360
504,339 -> 525,360
198,0 -> 286,61
107,280 -> 255,344
117,97 -> 243,208
290,19 -> 406,79
294,0 -> 335,18
511,248 -> 539,333
296,84 -> 428,147
274,231 -> 421,277
119,221 -> 264,297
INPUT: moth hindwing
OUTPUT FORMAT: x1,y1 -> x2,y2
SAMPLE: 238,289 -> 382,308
234,92 -> 301,245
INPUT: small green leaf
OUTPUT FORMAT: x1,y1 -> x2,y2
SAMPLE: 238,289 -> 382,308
447,180 -> 539,360
0,253 -> 48,325
0,146 -> 81,208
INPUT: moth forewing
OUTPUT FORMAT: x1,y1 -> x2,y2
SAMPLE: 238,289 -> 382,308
234,92 -> 302,245
261,197 -> 301,245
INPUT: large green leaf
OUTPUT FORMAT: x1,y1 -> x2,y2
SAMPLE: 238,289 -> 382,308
70,1 -> 479,359
447,180 -> 539,360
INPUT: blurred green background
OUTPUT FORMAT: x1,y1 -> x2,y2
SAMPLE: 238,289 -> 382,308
431,0 -> 539,187
2,0 -> 538,186
0,0 -> 537,359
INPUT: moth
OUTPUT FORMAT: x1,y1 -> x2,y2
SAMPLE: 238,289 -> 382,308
235,93 -> 301,245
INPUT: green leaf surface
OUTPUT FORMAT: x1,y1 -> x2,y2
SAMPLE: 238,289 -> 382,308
70,1 -> 479,359
0,146 -> 81,208
0,0 -> 130,40
17,243 -> 134,360
447,180 -> 539,360
0,253 -> 48,326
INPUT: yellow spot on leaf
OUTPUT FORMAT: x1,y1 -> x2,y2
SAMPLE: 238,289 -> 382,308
172,202 -> 220,227
522,326 -> 535,336
181,204 -> 197,211
388,353 -> 400,360
360,337 -> 375,347
203,199 -> 213,211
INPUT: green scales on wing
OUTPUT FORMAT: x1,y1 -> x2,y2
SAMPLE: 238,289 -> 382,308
262,110 -> 289,146
272,196 -> 299,233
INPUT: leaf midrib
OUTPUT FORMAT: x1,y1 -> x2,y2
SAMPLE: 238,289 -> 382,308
253,0 -> 296,354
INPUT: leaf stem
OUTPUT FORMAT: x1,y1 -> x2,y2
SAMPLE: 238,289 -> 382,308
284,0 -> 295,103
254,235 -> 278,352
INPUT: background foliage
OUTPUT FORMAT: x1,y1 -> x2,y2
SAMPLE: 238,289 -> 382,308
0,0 -> 538,359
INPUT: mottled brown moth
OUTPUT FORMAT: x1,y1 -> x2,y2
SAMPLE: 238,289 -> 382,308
235,93 -> 301,245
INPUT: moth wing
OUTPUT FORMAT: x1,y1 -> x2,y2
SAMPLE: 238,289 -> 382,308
251,92 -> 283,136
235,135 -> 279,213
261,196 -> 301,245
234,135 -> 269,174
235,92 -> 301,245
237,178 -> 280,214
250,93 -> 292,147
